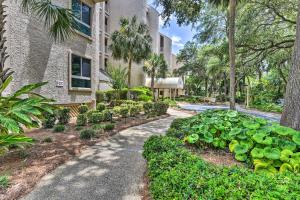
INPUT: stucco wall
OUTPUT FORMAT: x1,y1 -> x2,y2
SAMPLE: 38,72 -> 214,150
4,0 -> 101,104
108,0 -> 159,87
160,33 -> 172,71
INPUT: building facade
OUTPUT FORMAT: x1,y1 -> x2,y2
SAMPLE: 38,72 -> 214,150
4,0 -> 175,105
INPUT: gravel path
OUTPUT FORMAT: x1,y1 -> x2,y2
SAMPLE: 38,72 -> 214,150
179,103 -> 281,122
22,109 -> 192,200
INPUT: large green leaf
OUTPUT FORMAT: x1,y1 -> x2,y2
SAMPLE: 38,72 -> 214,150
280,149 -> 294,162
229,140 -> 239,152
292,133 -> 300,145
243,120 -> 260,130
10,82 -> 47,98
186,134 -> 199,144
251,148 -> 264,159
263,147 -> 281,160
272,125 -> 297,136
252,132 -> 272,145
234,143 -> 249,154
235,153 -> 247,162
279,163 -> 293,173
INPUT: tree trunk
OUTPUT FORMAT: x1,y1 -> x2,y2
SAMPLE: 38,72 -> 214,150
228,0 -> 237,110
223,73 -> 227,95
280,1 -> 300,130
151,69 -> 155,101
127,58 -> 132,99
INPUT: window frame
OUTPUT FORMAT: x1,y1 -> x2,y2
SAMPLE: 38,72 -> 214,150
72,0 -> 93,37
69,52 -> 93,91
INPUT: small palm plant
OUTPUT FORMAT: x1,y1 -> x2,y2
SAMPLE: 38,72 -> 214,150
143,54 -> 168,101
0,76 -> 55,154
110,16 -> 152,94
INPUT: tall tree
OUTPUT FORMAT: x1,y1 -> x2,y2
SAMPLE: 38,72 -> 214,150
280,0 -> 300,130
0,0 -> 80,91
110,16 -> 152,92
143,53 -> 168,100
155,0 -> 239,109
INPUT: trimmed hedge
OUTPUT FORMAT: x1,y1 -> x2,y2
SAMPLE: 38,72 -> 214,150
143,136 -> 300,200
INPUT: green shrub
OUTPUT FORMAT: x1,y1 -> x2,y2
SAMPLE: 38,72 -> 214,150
143,136 -> 300,200
138,94 -> 152,102
53,124 -> 65,132
0,176 -> 9,189
42,112 -> 56,129
168,110 -> 300,174
102,109 -> 112,121
90,112 -> 103,124
75,126 -> 83,131
57,107 -> 71,125
163,99 -> 177,107
153,101 -> 169,115
96,91 -> 105,103
119,106 -> 129,118
92,124 -> 103,130
78,105 -> 89,114
128,105 -> 141,117
96,103 -> 106,112
76,114 -> 87,126
130,86 -> 152,101
42,137 -> 53,143
87,110 -> 98,123
105,90 -> 118,102
80,129 -> 96,140
103,123 -> 115,131
143,102 -> 154,115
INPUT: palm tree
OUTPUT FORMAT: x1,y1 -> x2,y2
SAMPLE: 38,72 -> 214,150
143,53 -> 168,100
0,0 -> 103,93
110,16 -> 152,94
209,0 -> 238,110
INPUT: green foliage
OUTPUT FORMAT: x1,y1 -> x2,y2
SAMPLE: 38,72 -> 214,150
96,91 -> 105,103
0,175 -> 9,189
80,129 -> 96,140
102,123 -> 115,131
163,99 -> 177,107
90,112 -> 104,124
42,112 -> 56,129
102,109 -> 112,121
96,103 -> 106,112
0,134 -> 33,154
167,110 -> 300,174
143,102 -> 154,115
119,106 -> 129,118
87,110 -> 98,123
53,124 -> 65,133
153,102 -> 169,115
143,136 -> 300,200
107,64 -> 128,92
57,107 -> 71,125
78,105 -> 89,114
76,114 -> 87,126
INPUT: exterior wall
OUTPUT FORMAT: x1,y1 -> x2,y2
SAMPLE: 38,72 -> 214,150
107,0 -> 160,87
160,33 -> 172,71
4,0 -> 102,104
171,54 -> 182,73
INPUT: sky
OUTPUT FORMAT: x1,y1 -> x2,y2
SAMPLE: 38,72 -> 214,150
147,0 -> 196,55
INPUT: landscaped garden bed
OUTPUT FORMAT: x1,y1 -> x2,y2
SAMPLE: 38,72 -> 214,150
143,110 -> 300,199
0,100 -> 170,200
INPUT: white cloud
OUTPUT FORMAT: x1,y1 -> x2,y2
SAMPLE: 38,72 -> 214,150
171,35 -> 184,48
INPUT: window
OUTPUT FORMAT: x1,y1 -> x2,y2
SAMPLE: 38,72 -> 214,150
71,54 -> 91,89
160,35 -> 164,51
72,0 -> 92,36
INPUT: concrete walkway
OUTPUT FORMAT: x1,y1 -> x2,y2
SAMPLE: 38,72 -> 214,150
22,109 -> 192,200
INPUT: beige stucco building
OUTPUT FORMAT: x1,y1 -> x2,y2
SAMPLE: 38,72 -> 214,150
4,0 -> 176,106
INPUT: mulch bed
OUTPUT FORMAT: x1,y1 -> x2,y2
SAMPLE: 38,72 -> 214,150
0,114 -> 169,200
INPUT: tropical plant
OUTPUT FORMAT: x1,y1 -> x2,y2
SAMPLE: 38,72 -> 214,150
143,53 -> 168,100
107,64 -> 128,97
0,76 -> 54,153
110,16 -> 152,94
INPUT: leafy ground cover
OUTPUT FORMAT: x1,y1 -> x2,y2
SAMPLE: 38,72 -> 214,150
250,103 -> 283,113
167,110 -> 300,174
143,136 -> 300,200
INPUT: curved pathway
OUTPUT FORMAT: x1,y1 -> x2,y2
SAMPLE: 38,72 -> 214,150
22,109 -> 192,200
179,103 -> 281,122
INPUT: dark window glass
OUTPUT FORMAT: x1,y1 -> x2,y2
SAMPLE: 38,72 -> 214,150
72,55 -> 81,76
72,0 -> 81,19
72,78 -> 91,88
82,3 -> 91,26
82,58 -> 91,77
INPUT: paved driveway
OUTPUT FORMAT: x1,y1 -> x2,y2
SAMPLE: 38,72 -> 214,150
22,110 -> 191,200
179,104 -> 281,122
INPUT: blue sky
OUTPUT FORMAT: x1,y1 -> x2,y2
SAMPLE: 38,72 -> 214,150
147,0 -> 196,54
